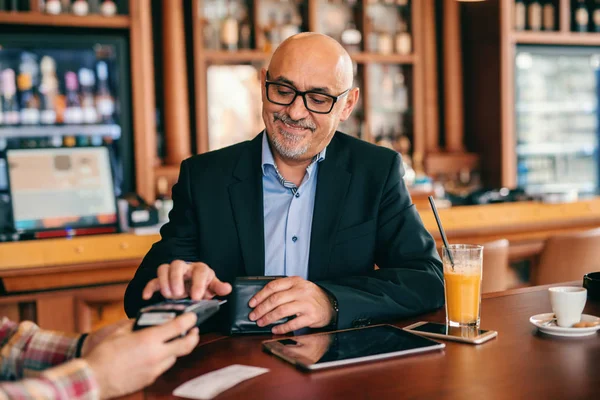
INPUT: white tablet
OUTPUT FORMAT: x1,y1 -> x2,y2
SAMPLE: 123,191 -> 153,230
262,324 -> 445,371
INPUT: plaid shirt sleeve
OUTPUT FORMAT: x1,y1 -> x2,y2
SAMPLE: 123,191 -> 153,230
0,318 -> 100,400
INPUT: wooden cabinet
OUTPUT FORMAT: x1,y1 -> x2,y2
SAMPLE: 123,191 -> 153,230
462,0 -> 600,188
0,234 -> 157,332
180,0 -> 439,173
0,0 -> 157,201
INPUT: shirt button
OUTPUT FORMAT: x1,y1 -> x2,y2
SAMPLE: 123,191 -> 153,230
295,192 -> 300,198
292,236 -> 298,242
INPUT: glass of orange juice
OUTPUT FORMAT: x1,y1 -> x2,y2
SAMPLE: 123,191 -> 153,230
442,244 -> 484,327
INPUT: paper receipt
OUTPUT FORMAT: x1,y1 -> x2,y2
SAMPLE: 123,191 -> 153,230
172,364 -> 270,399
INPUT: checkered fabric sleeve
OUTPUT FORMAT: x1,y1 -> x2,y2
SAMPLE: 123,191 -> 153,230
0,318 -> 100,399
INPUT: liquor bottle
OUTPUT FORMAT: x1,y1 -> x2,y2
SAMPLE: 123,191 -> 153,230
263,11 -> 279,52
239,17 -> 252,49
542,0 -> 556,31
78,68 -> 97,124
72,0 -> 89,16
64,71 -> 83,125
377,28 -> 394,55
100,0 -> 116,16
39,56 -> 58,125
395,13 -> 412,55
528,0 -> 542,31
17,73 -> 40,125
574,0 -> 589,32
593,0 -> 600,32
221,1 -> 239,51
341,21 -> 362,53
280,11 -> 300,42
45,0 -> 61,14
366,16 -> 379,53
0,0 -> 6,12
514,0 -> 526,31
1,69 -> 20,125
394,68 -> 408,113
95,61 -> 115,124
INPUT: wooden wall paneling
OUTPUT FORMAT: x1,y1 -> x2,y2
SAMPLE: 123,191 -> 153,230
411,0 -> 425,156
0,304 -> 20,322
254,0 -> 265,52
442,0 -> 465,153
461,0 -> 501,186
500,0 -> 516,187
193,0 -> 210,154
37,296 -> 75,332
75,285 -> 128,332
359,1 -> 372,143
422,0 -> 440,154
0,233 -> 155,271
307,0 -> 318,32
162,0 -> 192,166
130,0 -> 158,201
559,0 -> 570,33
2,262 -> 137,293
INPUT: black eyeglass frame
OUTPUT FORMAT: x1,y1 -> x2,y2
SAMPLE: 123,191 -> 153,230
265,81 -> 351,114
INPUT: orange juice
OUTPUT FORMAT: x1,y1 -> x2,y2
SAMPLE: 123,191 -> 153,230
444,267 -> 482,326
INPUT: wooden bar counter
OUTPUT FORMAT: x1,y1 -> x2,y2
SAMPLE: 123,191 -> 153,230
137,284 -> 600,399
1,198 -> 600,332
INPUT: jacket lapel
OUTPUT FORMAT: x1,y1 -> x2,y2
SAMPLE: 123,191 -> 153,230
228,134 -> 265,277
308,134 -> 351,281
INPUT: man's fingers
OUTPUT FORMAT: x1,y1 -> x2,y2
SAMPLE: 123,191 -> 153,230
249,290 -> 298,322
272,315 -> 311,335
190,265 -> 212,300
142,279 -> 161,300
249,277 -> 296,308
169,261 -> 190,297
146,313 -> 198,342
208,278 -> 232,297
257,301 -> 302,327
157,264 -> 172,298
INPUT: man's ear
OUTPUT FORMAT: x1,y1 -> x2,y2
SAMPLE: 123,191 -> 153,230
339,88 -> 360,122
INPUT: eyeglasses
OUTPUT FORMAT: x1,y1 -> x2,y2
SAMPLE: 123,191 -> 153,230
265,81 -> 351,114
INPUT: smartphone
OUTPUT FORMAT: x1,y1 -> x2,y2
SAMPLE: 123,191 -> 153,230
403,321 -> 498,344
133,299 -> 225,331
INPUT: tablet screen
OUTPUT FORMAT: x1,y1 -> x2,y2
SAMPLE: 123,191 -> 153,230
262,325 -> 444,370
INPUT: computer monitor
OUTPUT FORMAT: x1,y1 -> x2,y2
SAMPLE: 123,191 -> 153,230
6,147 -> 118,237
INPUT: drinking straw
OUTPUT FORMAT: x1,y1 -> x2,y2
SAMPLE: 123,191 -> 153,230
428,196 -> 455,269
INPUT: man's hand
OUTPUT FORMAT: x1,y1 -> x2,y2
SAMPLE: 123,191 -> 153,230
85,313 -> 200,399
248,276 -> 334,334
142,260 -> 232,301
80,320 -> 131,357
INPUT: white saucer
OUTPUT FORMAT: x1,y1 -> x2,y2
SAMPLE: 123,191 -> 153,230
529,313 -> 600,337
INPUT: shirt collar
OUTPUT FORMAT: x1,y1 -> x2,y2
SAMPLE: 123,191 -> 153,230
261,131 -> 327,176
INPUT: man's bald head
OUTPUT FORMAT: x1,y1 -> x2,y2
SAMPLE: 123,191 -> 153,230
268,33 -> 354,89
260,33 -> 360,165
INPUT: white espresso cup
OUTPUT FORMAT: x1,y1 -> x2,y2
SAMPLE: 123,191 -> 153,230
548,287 -> 587,328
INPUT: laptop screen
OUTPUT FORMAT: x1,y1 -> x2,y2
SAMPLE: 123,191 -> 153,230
7,147 -> 118,234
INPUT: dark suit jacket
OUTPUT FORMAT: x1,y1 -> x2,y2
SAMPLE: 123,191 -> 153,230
125,132 -> 444,329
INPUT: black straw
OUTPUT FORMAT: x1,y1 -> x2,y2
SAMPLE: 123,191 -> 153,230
428,196 -> 454,268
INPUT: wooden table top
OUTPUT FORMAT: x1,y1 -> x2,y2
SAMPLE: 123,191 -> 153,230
139,284 -> 600,400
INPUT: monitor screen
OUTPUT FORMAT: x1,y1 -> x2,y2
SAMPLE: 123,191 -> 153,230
7,147 -> 117,233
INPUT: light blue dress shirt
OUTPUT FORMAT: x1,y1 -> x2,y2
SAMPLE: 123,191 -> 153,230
262,132 -> 326,279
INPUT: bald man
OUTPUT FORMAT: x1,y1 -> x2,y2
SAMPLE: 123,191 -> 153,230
125,33 -> 444,333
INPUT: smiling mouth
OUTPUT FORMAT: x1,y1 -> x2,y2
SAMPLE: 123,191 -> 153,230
280,120 -> 309,132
